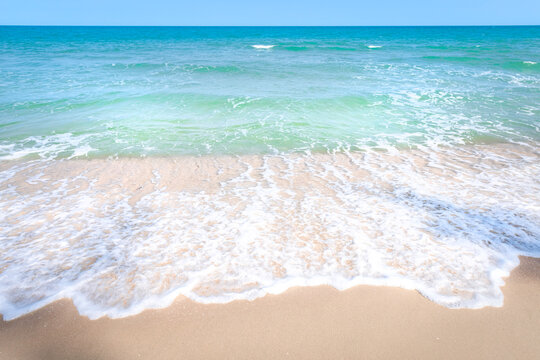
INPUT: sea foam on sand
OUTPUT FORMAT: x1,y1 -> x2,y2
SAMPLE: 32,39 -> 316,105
0,143 -> 539,320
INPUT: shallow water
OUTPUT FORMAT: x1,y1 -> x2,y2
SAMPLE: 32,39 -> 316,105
0,143 -> 539,320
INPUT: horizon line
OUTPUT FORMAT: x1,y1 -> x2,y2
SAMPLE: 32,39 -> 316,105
1,24 -> 539,27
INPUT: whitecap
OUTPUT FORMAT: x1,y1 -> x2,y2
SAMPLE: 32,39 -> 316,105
252,45 -> 275,49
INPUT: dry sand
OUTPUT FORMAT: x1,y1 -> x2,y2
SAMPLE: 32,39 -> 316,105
1,256 -> 539,360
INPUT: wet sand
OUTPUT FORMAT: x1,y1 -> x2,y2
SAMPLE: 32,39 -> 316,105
1,256 -> 539,360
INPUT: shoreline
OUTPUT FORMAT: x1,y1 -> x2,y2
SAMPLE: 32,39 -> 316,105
1,256 -> 539,359
1,142 -> 539,320
1,138 -> 538,163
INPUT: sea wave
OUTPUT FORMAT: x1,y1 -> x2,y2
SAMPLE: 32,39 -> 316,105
0,143 -> 539,320
252,45 -> 275,49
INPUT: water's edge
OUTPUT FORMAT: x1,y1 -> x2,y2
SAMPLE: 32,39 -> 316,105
1,143 -> 538,320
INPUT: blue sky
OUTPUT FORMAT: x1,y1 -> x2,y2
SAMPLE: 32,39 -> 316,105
2,0 -> 539,25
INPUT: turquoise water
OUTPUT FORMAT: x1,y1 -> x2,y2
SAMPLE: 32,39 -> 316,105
1,26 -> 539,158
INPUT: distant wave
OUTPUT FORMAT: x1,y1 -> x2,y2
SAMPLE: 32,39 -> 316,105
182,64 -> 242,73
523,61 -> 537,65
367,45 -> 383,49
324,46 -> 357,51
252,45 -> 275,49
281,46 -> 310,52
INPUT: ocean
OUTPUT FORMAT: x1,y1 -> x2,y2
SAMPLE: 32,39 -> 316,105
0,26 -> 539,320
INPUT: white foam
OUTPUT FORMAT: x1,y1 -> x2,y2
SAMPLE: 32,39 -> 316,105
69,145 -> 96,159
0,133 -> 95,161
523,61 -> 537,65
0,144 -> 539,320
367,45 -> 383,49
252,45 -> 275,49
